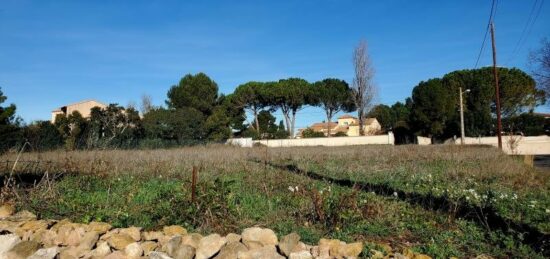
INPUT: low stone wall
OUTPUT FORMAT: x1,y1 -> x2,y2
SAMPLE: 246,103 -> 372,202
0,207 -> 435,259
254,134 -> 394,148
449,135 -> 550,155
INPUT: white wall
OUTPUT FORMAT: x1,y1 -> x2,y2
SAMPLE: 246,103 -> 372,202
253,133 -> 394,148
226,138 -> 254,148
451,135 -> 550,155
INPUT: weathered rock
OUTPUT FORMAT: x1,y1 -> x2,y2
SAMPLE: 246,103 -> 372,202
181,233 -> 203,248
163,225 -> 187,237
214,242 -> 248,259
393,253 -> 408,259
173,244 -> 195,259
0,234 -> 21,255
4,240 -> 41,259
279,232 -> 300,256
28,247 -> 59,259
78,231 -> 100,250
107,233 -> 136,250
57,246 -> 90,259
163,235 -> 182,256
0,220 -> 24,233
339,242 -> 363,258
225,233 -> 241,243
91,241 -> 112,258
0,203 -> 15,219
104,250 -> 128,259
318,238 -> 346,257
125,242 -> 143,258
143,231 -> 164,241
196,234 -> 227,259
370,249 -> 385,259
289,250 -> 313,259
140,241 -> 158,256
237,245 -> 284,259
86,221 -> 112,234
7,210 -> 36,222
120,227 -> 142,242
54,224 -> 86,246
149,251 -> 173,259
415,254 -> 433,259
241,227 -> 278,248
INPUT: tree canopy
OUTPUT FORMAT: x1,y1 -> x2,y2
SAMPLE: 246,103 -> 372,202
313,78 -> 356,136
166,73 -> 219,115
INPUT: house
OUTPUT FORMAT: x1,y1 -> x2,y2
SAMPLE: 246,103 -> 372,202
51,100 -> 107,123
300,114 -> 381,137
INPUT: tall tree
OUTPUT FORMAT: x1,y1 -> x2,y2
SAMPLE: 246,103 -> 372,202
352,40 -> 377,135
313,78 -> 356,136
233,82 -> 269,135
267,78 -> 313,138
530,38 -> 550,99
368,104 -> 394,131
142,107 -> 205,144
166,73 -> 219,115
0,87 -> 20,153
140,94 -> 154,115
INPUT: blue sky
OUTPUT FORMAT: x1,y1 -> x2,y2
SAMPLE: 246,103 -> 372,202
1,0 -> 549,128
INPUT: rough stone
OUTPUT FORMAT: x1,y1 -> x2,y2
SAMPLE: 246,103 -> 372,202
289,250 -> 313,259
20,220 -> 49,232
0,234 -> 21,255
214,242 -> 248,259
237,245 -> 284,259
339,242 -> 363,258
241,227 -> 278,248
143,231 -> 164,241
4,240 -> 41,259
28,247 -> 59,259
7,210 -> 36,222
78,231 -> 100,250
225,233 -> 241,243
163,235 -> 182,256
86,221 -> 112,234
57,246 -> 89,259
104,251 -> 128,259
163,225 -> 187,237
279,232 -> 300,256
120,227 -> 142,242
195,234 -> 227,259
0,220 -> 24,233
181,233 -> 203,248
91,241 -> 112,258
173,244 -> 195,259
124,242 -> 143,258
107,233 -> 135,250
149,251 -> 173,259
0,203 -> 15,219
141,241 -> 158,256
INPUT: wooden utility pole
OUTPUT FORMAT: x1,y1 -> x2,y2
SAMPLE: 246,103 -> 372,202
490,21 -> 503,149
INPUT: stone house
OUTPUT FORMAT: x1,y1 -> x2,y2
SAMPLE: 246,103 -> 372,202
51,100 -> 107,123
300,114 -> 381,137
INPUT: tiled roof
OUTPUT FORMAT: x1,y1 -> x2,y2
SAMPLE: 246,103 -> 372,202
338,114 -> 357,119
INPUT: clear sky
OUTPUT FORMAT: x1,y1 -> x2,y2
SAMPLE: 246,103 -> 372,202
1,0 -> 549,129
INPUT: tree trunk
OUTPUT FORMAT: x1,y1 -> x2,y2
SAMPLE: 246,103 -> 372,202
253,108 -> 260,137
282,108 -> 292,138
291,110 -> 297,138
358,110 -> 365,136
326,110 -> 333,137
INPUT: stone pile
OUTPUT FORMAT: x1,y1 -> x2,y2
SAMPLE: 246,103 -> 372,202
0,207 -> 367,259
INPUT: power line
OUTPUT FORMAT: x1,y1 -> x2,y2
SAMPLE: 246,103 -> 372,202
474,0 -> 498,69
505,0 -> 545,65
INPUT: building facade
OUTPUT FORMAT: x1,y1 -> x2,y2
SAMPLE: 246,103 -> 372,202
300,114 -> 381,137
51,100 -> 107,123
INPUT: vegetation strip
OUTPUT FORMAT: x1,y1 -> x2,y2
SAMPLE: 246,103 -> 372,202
261,160 -> 550,255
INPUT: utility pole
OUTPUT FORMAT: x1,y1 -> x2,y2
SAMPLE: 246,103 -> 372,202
490,21 -> 503,149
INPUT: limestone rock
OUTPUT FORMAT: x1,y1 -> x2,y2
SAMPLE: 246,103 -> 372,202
339,242 -> 363,258
279,232 -> 300,256
78,231 -> 99,250
195,234 -> 227,259
181,233 -> 203,248
86,221 -> 112,234
125,242 -> 143,258
172,244 -> 195,259
20,220 -> 49,232
241,227 -> 278,248
163,235 -> 182,256
7,210 -> 36,222
143,231 -> 164,241
289,250 -> 313,259
237,245 -> 284,259
0,220 -> 24,233
0,234 -> 21,254
214,242 -> 248,259
225,233 -> 241,243
0,203 -> 15,219
108,233 -> 135,250
149,251 -> 173,259
4,240 -> 41,259
141,241 -> 158,256
91,241 -> 112,258
163,225 -> 187,237
104,250 -> 128,259
120,227 -> 142,242
28,247 -> 59,259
